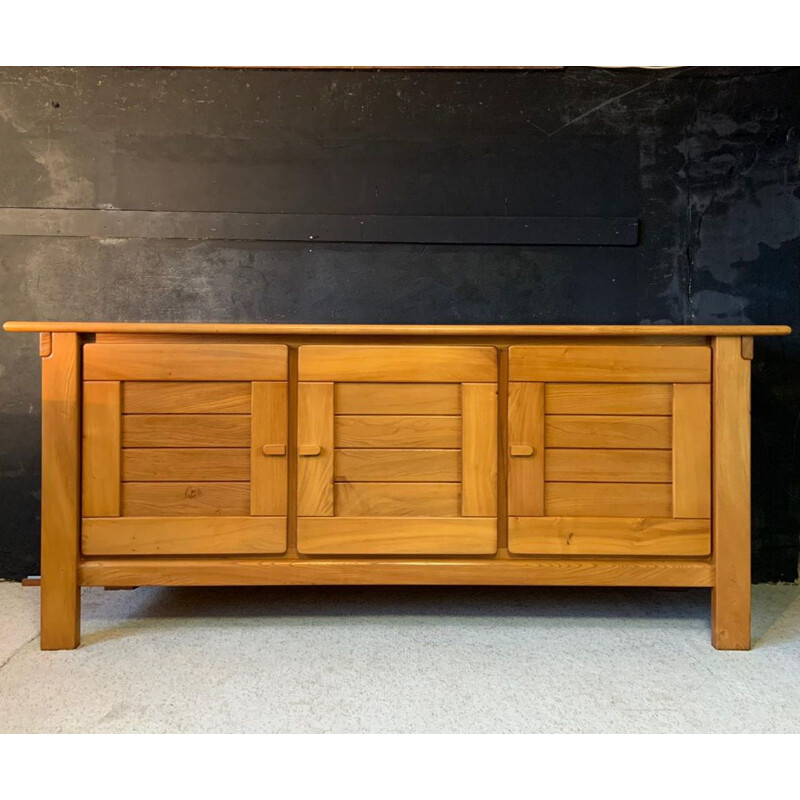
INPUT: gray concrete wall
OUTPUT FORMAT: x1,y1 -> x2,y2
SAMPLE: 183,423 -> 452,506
1,67 -> 798,580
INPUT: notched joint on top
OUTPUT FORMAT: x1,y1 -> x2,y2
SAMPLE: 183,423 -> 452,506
39,332 -> 52,358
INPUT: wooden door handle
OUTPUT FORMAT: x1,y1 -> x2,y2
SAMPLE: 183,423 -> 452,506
510,444 -> 535,457
299,445 -> 323,457
261,444 -> 287,456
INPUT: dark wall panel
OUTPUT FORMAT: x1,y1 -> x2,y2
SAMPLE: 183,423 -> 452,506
0,66 -> 798,581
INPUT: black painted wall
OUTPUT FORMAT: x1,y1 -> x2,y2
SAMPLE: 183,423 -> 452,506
1,66 -> 798,581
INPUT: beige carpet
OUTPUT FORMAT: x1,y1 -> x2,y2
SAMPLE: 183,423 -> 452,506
1,580 -> 798,733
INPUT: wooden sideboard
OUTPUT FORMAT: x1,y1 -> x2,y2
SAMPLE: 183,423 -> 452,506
3,322 -> 791,650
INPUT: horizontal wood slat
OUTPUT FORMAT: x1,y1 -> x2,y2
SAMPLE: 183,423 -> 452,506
334,482 -> 461,517
122,382 -> 251,413
80,556 -> 715,588
544,383 -> 673,415
334,415 -> 461,448
508,517 -> 711,556
545,449 -> 672,483
299,346 -> 497,382
84,344 -> 287,380
121,482 -> 250,516
334,383 -> 461,414
545,415 -> 672,449
82,516 -> 286,555
122,415 -> 250,448
334,449 -> 461,482
122,449 -> 250,481
297,517 -> 497,555
545,482 -> 673,517
509,345 -> 711,382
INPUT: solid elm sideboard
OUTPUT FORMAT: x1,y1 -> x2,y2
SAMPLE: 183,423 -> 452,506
3,322 -> 791,650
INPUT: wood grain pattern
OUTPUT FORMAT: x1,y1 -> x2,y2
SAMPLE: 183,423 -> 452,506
545,415 -> 672,449
82,516 -> 286,555
297,382 -> 334,516
335,383 -> 461,414
122,382 -> 251,413
672,383 -> 711,519
334,449 -> 461,482
40,332 -> 81,650
299,345 -> 497,382
509,517 -> 710,556
122,448 -> 250,481
510,345 -> 711,382
297,517 -> 497,555
334,482 -> 460,517
334,415 -> 461,448
84,343 -> 287,380
462,383 -> 498,516
7,321 -> 790,336
122,414 -> 250,448
251,382 -> 288,516
82,381 -> 121,516
545,482 -> 672,517
545,383 -> 673,415
545,449 -> 672,483
712,337 -> 751,650
508,382 -> 544,515
80,556 -> 715,588
121,482 -> 250,516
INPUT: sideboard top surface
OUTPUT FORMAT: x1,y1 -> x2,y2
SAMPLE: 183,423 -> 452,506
3,321 -> 792,336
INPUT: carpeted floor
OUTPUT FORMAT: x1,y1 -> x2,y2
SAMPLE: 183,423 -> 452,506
0,580 -> 798,733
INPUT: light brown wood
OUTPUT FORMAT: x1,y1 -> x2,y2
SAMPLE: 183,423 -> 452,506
509,517 -> 710,556
545,482 -> 672,517
121,482 -> 250,516
335,382 -> 460,414
741,336 -> 754,360
509,345 -> 711,382
40,332 -> 81,649
82,381 -> 121,516
462,383 -> 498,516
251,382 -> 288,516
334,482 -> 460,517
297,517 -> 497,555
82,516 -> 286,555
712,337 -> 751,650
39,331 -> 52,357
299,345 -> 497,382
508,382 -> 544,516
122,382 -> 251,413
297,382 -> 334,515
545,415 -> 672,449
84,343 -> 287,380
510,445 -> 535,457
672,383 -> 711,518
545,383 -> 673,415
334,449 -> 461,482
545,449 -> 672,483
334,415 -> 461,448
6,321 -> 790,336
122,448 -> 250,481
122,414 -> 250,448
80,557 -> 715,587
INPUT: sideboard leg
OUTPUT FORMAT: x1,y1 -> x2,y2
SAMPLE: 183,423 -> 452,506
40,332 -> 81,650
711,336 -> 751,650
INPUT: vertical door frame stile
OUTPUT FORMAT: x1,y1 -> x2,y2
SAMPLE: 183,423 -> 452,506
250,381 -> 289,517
711,335 -> 752,650
297,381 -> 335,516
461,382 -> 498,517
40,331 -> 82,650
496,346 -> 509,553
82,380 -> 121,516
286,345 -> 299,556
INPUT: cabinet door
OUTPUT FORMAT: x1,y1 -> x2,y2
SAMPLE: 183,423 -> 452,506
297,346 -> 498,555
80,343 -> 289,555
507,344 -> 712,556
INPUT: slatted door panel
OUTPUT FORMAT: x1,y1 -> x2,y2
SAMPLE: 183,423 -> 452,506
81,344 -> 289,556
508,345 -> 711,556
297,346 -> 498,555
